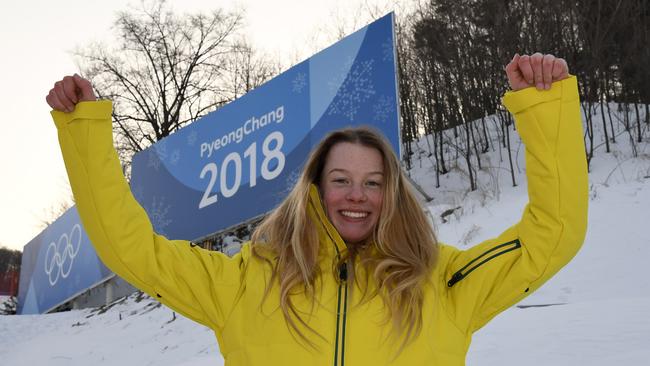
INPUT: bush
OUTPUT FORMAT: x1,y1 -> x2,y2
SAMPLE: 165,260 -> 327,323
0,296 -> 17,315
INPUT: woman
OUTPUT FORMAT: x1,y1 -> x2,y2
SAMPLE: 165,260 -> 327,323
47,53 -> 587,365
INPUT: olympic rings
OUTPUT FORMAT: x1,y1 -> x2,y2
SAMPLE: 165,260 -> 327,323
44,224 -> 82,286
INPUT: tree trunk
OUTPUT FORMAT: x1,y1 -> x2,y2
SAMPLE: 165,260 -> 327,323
481,116 -> 490,153
470,119 -> 482,170
635,101 -> 642,143
599,75 -> 611,152
505,112 -> 517,187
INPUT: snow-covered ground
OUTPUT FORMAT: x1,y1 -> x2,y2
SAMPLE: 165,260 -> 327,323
462,168 -> 650,365
1,106 -> 648,365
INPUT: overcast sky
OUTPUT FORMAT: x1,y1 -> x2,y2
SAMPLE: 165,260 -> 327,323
0,0 -> 405,251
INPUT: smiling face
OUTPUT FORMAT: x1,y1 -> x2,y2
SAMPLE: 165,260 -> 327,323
320,142 -> 384,244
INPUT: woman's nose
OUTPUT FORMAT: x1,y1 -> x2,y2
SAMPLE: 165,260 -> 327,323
346,184 -> 367,202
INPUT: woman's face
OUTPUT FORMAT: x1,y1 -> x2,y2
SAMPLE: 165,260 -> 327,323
321,142 -> 384,244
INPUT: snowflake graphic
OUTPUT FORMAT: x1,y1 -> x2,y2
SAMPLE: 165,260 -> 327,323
283,169 -> 302,195
327,56 -> 355,94
187,131 -> 198,146
155,141 -> 168,161
327,59 -> 376,121
147,150 -> 161,171
373,95 -> 395,122
148,196 -> 172,235
382,38 -> 394,63
148,141 -> 168,171
292,72 -> 307,93
170,149 -> 181,166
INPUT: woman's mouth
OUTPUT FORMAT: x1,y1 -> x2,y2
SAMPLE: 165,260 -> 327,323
340,210 -> 369,219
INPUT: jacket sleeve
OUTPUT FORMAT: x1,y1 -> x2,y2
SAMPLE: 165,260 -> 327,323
441,76 -> 588,333
52,101 -> 244,331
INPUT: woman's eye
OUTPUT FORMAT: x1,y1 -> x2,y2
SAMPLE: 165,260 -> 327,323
366,180 -> 381,187
333,178 -> 348,184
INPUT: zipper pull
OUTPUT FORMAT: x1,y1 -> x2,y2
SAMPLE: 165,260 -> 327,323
447,271 -> 464,287
338,263 -> 348,281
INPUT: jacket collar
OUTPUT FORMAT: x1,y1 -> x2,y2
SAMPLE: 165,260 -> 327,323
307,184 -> 347,257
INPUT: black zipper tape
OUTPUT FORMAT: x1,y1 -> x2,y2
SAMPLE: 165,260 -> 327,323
334,263 -> 348,366
447,239 -> 521,287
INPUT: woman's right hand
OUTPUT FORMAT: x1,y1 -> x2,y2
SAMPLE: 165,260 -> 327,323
46,74 -> 96,113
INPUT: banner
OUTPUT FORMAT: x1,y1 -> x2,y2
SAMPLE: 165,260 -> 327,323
130,13 -> 400,240
17,206 -> 112,314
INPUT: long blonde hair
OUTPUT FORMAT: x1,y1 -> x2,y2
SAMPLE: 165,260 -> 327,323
251,126 -> 438,348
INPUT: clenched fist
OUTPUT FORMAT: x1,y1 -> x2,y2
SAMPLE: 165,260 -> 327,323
505,53 -> 569,91
46,74 -> 96,113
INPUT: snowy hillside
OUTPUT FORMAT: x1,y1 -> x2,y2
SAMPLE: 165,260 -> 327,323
1,105 -> 649,365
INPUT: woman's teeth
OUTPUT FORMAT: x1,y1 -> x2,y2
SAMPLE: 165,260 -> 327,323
340,211 -> 368,218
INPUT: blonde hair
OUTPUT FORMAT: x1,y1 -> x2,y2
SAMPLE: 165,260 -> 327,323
251,126 -> 438,349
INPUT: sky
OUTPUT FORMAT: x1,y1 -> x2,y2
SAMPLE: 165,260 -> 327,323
0,0 -> 403,251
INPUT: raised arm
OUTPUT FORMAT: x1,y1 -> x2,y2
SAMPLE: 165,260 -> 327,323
46,75 -> 245,331
440,54 -> 588,332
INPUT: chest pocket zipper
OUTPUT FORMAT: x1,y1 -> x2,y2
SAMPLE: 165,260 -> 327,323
447,239 -> 521,287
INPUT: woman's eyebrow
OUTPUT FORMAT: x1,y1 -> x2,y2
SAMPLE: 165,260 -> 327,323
327,168 -> 383,175
327,168 -> 350,175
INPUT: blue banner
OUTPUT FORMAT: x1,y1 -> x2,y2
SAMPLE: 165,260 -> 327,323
17,206 -> 113,314
130,13 -> 400,240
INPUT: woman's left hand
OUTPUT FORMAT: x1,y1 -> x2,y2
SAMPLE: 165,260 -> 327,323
505,53 -> 569,91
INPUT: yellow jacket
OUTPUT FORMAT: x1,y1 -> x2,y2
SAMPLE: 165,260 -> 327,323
53,76 -> 587,365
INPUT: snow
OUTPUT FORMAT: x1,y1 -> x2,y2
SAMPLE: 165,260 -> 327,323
0,295 -> 219,366
1,105 -> 649,365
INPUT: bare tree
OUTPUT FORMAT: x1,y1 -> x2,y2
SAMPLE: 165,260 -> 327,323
37,178 -> 75,229
37,198 -> 74,229
76,0 -> 275,166
391,0 -> 648,194
221,40 -> 282,99
0,246 -> 21,275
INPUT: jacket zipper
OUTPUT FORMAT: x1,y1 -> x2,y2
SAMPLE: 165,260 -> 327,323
447,239 -> 521,287
310,197 -> 349,365
334,262 -> 348,366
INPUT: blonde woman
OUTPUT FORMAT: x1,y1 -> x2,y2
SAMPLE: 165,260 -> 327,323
47,52 -> 586,365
